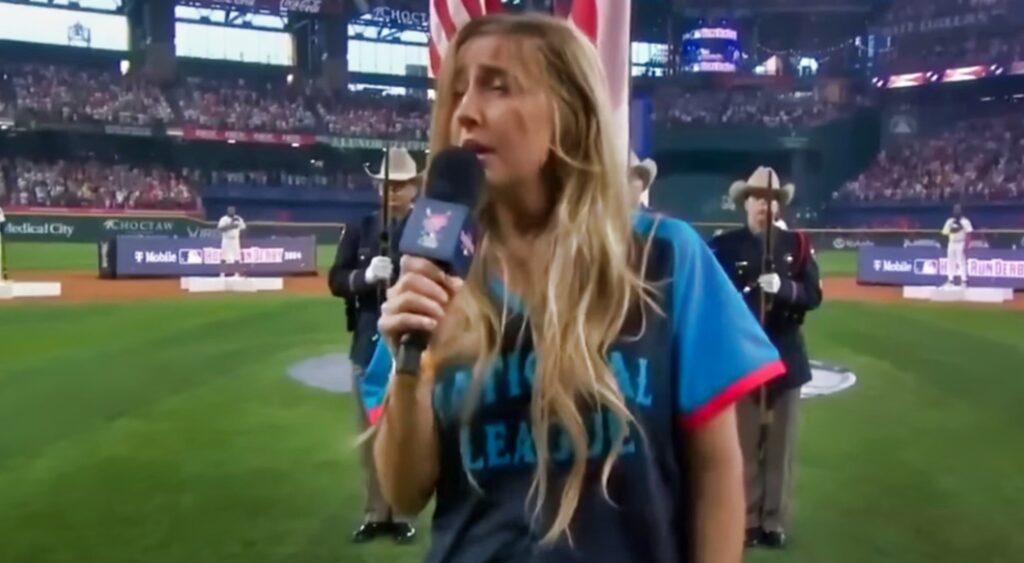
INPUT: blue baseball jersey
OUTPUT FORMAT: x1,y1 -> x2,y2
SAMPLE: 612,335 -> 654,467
360,213 -> 784,563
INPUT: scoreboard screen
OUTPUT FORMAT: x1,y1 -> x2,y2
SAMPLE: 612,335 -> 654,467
681,26 -> 740,73
0,3 -> 128,51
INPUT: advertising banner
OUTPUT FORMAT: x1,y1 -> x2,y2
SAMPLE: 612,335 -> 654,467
322,136 -> 428,151
3,212 -> 344,244
178,0 -> 343,14
2,213 -> 197,241
104,124 -> 154,137
811,231 -> 1024,251
2,217 -> 80,241
177,127 -> 317,146
365,6 -> 429,31
942,65 -> 988,83
873,9 -> 1002,37
108,236 -> 317,278
857,246 -> 1024,289
886,72 -> 927,89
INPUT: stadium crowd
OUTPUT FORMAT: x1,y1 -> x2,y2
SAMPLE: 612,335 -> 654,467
7,64 -> 174,126
0,157 -> 388,210
178,76 -> 318,133
2,63 -> 877,137
0,158 -> 198,210
1,63 -> 435,137
837,110 -> 1024,204
8,52 -> 1023,212
656,89 -> 859,128
317,93 -> 431,141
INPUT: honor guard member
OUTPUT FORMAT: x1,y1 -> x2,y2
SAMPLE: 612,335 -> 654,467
708,167 -> 823,550
628,151 -> 657,209
328,147 -> 421,545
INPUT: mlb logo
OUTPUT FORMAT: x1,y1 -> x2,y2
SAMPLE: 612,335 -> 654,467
180,249 -> 203,265
914,259 -> 938,275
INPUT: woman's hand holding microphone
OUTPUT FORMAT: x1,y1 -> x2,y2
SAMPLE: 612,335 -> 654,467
378,255 -> 463,367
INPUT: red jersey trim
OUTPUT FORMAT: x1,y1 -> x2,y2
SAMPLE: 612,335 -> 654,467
367,406 -> 383,426
681,360 -> 786,429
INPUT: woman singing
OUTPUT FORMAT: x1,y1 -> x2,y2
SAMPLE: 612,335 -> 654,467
363,13 -> 785,563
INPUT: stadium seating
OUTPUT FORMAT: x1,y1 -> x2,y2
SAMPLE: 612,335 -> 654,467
1,158 -> 197,210
654,88 -> 866,128
836,106 -> 1024,204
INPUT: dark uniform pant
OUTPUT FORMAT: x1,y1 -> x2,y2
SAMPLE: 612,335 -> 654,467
352,366 -> 410,523
737,388 -> 800,532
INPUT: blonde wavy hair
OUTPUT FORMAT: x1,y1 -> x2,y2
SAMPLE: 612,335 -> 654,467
427,13 -> 660,544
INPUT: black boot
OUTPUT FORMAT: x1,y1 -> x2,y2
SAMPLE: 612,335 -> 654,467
351,521 -> 390,543
744,528 -> 763,548
761,530 -> 787,549
392,522 -> 417,544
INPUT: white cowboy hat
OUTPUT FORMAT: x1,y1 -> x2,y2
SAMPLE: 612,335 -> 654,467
629,151 -> 658,191
728,166 -> 795,207
364,147 -> 421,182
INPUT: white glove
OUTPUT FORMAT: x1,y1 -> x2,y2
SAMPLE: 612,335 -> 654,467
758,273 -> 782,294
364,256 -> 394,284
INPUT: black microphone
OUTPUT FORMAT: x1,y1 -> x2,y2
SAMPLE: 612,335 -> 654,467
394,147 -> 485,375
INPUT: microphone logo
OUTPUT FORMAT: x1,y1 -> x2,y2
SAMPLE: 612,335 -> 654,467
418,208 -> 452,250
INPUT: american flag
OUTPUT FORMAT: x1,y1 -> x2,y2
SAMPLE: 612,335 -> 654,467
428,0 -> 504,78
429,0 -> 632,162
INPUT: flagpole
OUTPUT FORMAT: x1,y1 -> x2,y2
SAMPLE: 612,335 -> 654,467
622,0 -> 630,189
378,146 -> 392,304
759,173 -> 777,426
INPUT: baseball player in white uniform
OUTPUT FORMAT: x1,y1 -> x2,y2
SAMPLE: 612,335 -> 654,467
942,203 -> 973,286
217,206 -> 246,278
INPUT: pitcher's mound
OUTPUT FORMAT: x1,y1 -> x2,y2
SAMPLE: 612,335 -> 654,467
287,353 -> 353,394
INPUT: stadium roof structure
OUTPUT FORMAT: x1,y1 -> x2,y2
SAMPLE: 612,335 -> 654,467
674,0 -> 885,15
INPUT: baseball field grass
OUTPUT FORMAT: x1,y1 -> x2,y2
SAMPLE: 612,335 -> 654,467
1,242 -> 1021,563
